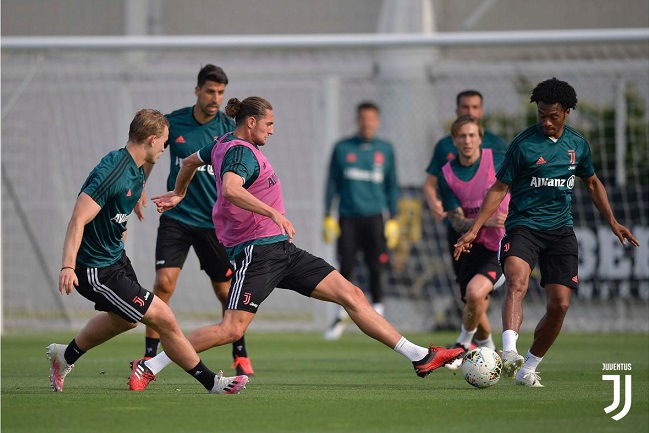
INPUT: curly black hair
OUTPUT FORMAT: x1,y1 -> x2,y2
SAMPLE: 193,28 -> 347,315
530,77 -> 578,110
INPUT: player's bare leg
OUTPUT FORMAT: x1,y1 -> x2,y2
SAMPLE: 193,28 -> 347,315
501,257 -> 530,377
312,270 -> 464,376
212,280 -> 254,376
529,283 -> 571,358
146,267 -> 181,341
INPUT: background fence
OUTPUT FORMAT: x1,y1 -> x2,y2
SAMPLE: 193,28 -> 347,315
2,31 -> 648,334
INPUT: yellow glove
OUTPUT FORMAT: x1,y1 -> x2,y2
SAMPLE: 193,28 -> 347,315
384,218 -> 400,250
322,216 -> 341,243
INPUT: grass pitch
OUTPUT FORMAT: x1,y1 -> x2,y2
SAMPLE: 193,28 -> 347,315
2,331 -> 647,433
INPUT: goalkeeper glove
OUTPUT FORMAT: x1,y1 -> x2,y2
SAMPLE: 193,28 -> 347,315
384,218 -> 400,250
322,216 -> 341,243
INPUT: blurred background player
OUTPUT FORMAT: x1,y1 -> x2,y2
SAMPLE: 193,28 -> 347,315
49,109 -> 247,394
437,115 -> 509,369
322,101 -> 400,340
423,89 -> 508,342
133,64 -> 254,376
454,78 -> 639,387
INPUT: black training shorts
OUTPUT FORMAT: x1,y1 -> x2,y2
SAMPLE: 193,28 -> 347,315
75,252 -> 154,323
155,214 -> 233,282
499,226 -> 579,290
228,241 -> 336,313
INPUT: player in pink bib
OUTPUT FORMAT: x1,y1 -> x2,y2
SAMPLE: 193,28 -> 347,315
139,96 -> 466,387
438,115 -> 509,368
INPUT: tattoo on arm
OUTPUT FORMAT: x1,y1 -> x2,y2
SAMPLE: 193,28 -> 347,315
448,208 -> 474,233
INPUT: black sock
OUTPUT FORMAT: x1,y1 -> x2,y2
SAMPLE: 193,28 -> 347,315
144,337 -> 160,358
187,360 -> 216,391
64,339 -> 85,365
232,336 -> 248,358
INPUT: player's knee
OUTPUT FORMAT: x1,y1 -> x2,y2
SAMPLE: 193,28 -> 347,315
547,298 -> 570,316
218,324 -> 244,343
153,274 -> 176,298
148,308 -> 182,336
212,281 -> 230,304
341,285 -> 368,310
464,290 -> 484,305
504,274 -> 528,295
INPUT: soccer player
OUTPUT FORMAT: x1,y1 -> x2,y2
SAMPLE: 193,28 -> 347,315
437,115 -> 509,369
454,78 -> 639,387
322,101 -> 400,340
128,96 -> 464,391
48,109 -> 247,394
423,90 -> 508,347
133,64 -> 254,376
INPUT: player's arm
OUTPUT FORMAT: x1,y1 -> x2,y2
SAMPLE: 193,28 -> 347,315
221,171 -> 295,240
151,152 -> 204,212
134,162 -> 154,221
582,174 -> 639,247
60,193 -> 102,295
448,207 -> 505,234
423,174 -> 446,221
453,180 -> 509,260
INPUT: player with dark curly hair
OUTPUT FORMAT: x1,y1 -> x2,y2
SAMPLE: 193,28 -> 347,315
454,77 -> 639,387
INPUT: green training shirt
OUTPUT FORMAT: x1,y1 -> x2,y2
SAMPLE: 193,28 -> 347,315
497,123 -> 595,231
164,107 -> 234,229
77,148 -> 144,268
324,135 -> 399,218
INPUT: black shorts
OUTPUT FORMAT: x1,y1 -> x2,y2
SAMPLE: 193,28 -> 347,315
337,214 -> 388,267
499,226 -> 579,290
457,243 -> 503,301
75,252 -> 154,323
155,214 -> 233,282
228,241 -> 336,314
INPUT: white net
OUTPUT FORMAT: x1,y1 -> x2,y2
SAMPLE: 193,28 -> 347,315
2,35 -> 648,333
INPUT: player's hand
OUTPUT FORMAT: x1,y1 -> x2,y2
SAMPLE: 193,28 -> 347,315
429,199 -> 447,221
271,212 -> 296,241
485,212 -> 506,228
453,231 -> 477,261
134,190 -> 147,221
58,268 -> 78,295
384,218 -> 400,250
151,191 -> 183,213
322,216 -> 340,243
611,223 -> 640,247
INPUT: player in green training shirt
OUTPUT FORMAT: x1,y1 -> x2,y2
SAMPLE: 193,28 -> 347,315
48,109 -> 247,394
454,78 -> 639,387
133,65 -> 254,377
322,101 -> 400,340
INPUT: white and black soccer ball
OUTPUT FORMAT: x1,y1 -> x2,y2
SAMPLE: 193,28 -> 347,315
461,347 -> 502,388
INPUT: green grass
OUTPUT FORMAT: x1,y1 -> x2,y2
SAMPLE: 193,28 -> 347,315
2,331 -> 647,433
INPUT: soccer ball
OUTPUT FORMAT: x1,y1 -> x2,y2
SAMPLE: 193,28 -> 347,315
460,347 -> 502,388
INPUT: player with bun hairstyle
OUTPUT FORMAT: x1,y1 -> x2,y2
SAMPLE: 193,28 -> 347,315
131,65 -> 255,378
128,96 -> 465,390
